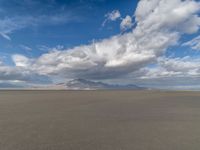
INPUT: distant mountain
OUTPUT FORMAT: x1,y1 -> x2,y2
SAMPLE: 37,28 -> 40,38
55,78 -> 145,90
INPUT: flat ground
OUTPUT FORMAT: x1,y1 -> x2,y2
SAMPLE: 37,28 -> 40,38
0,90 -> 200,150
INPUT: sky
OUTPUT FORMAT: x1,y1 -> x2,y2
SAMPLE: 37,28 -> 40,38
0,0 -> 200,89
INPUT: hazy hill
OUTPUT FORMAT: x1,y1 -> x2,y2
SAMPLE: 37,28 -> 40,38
55,78 -> 145,90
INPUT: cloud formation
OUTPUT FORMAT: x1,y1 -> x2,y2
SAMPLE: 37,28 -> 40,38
106,10 -> 121,21
26,0 -> 200,80
1,0 -> 200,87
135,0 -> 200,34
120,15 -> 133,31
0,66 -> 51,84
0,55 -> 51,85
183,35 -> 200,50
124,56 -> 200,89
102,10 -> 121,26
141,57 -> 200,79
0,33 -> 11,40
19,45 -> 32,51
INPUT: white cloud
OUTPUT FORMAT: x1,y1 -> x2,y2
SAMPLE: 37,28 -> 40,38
37,45 -> 65,52
26,0 -> 199,80
140,57 -> 200,79
19,45 -> 32,51
12,54 -> 32,67
1,0 -> 200,87
105,10 -> 121,21
0,32 -> 11,40
0,65 -> 51,84
159,57 -> 200,74
0,53 -> 51,86
135,0 -> 200,34
120,15 -> 133,31
102,10 -> 121,26
124,56 -> 200,89
37,45 -> 51,52
182,35 -> 200,50
31,31 -> 176,79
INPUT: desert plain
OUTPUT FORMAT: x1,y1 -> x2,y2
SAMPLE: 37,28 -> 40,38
0,90 -> 200,150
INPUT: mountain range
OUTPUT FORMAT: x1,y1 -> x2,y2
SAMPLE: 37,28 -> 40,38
53,78 -> 145,90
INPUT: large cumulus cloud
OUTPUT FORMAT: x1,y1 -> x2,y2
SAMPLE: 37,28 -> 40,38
27,0 -> 200,80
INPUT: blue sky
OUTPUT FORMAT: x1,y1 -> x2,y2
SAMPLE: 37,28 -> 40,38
0,0 -> 200,89
0,0 -> 136,58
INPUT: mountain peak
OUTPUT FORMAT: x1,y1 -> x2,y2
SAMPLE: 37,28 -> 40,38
63,79 -> 144,90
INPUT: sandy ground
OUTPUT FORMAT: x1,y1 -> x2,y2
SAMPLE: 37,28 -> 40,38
0,90 -> 200,150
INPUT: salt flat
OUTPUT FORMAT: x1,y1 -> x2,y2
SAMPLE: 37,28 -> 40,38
0,90 -> 200,150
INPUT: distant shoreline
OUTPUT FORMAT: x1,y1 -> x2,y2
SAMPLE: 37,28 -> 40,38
0,88 -> 200,92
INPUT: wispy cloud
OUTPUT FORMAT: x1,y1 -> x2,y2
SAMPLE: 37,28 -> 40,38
0,32 -> 11,40
102,10 -> 121,27
0,13 -> 80,40
37,45 -> 65,52
19,45 -> 32,51
0,17 -> 27,40
182,35 -> 200,50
